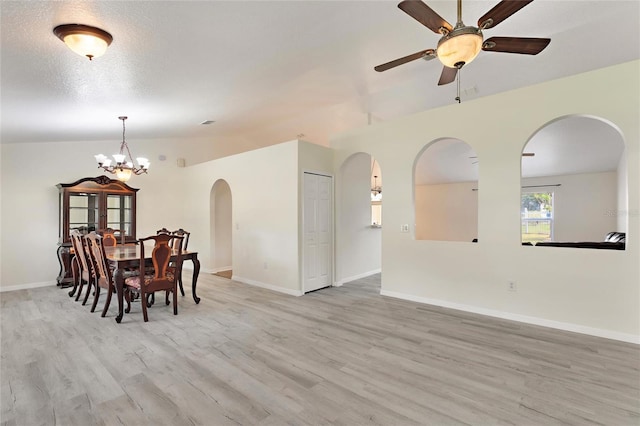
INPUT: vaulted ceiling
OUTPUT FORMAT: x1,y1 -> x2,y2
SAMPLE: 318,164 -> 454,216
1,0 -> 639,162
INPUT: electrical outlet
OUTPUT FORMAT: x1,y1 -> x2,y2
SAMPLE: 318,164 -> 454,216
401,224 -> 410,233
508,281 -> 517,292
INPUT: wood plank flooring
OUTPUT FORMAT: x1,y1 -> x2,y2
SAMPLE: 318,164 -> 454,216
1,273 -> 639,425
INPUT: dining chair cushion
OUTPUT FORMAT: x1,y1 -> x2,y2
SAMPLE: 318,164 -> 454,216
125,271 -> 176,289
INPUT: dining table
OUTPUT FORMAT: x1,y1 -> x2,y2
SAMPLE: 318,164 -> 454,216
105,244 -> 201,323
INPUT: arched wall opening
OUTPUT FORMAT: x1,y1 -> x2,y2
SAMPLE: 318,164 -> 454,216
210,179 -> 233,276
520,115 -> 627,248
335,152 -> 382,285
413,138 -> 478,242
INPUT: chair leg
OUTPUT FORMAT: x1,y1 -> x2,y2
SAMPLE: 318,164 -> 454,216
165,291 -> 170,306
82,279 -> 93,305
173,288 -> 178,315
178,276 -> 185,296
90,286 -> 101,313
141,289 -> 149,322
101,284 -> 113,317
68,274 -> 79,297
75,279 -> 85,301
124,288 -> 132,314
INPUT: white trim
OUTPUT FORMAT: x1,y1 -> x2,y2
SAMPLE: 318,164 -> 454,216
335,269 -> 381,286
380,289 -> 640,345
0,281 -> 56,292
233,275 -> 304,297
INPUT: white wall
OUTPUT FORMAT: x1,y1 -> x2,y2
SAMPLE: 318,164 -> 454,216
413,171 -> 618,244
184,140 -> 302,295
617,150 -> 629,232
0,137 -> 207,289
415,181 -> 478,242
331,60 -> 640,342
522,172 -> 618,242
335,152 -> 382,284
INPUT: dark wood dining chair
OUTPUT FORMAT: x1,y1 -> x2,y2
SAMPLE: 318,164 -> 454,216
85,232 -> 116,317
156,227 -> 171,235
172,228 -> 190,251
69,229 -> 96,305
171,228 -> 190,296
100,228 -> 124,246
148,227 -> 190,302
124,234 -> 184,322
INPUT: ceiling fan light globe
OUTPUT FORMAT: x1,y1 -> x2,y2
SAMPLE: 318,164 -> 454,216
437,30 -> 483,69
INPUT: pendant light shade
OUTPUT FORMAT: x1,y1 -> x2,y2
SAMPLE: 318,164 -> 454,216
53,24 -> 113,61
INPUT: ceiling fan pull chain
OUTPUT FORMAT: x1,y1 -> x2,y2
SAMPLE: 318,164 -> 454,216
455,69 -> 461,103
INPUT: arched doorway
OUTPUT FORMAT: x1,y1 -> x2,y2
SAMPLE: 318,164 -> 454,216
210,179 -> 233,278
335,152 -> 382,286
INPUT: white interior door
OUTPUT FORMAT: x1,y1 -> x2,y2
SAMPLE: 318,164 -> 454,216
303,172 -> 332,293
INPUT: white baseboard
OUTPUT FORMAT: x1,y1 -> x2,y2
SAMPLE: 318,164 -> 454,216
380,289 -> 640,345
233,275 -> 303,297
335,269 -> 381,286
0,281 -> 56,293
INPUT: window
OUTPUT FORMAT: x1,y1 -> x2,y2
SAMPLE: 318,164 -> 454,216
521,191 -> 554,243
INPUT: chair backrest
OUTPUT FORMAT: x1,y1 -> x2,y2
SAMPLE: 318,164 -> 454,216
70,229 -> 92,278
139,234 -> 184,292
85,231 -> 113,287
156,227 -> 171,235
171,228 -> 190,251
100,227 -> 123,246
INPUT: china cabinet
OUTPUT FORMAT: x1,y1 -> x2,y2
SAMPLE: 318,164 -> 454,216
56,176 -> 139,285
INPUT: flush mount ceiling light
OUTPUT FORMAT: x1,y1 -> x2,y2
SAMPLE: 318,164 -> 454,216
53,24 -> 113,61
94,116 -> 149,182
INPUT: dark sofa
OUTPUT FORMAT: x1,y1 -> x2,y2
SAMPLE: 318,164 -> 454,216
535,232 -> 626,250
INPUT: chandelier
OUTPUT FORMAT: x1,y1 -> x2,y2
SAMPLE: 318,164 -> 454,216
94,116 -> 149,182
371,175 -> 382,201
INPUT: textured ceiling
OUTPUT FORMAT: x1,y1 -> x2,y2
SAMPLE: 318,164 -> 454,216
1,0 -> 639,167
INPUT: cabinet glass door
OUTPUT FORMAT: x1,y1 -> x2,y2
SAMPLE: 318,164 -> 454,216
106,194 -> 134,237
68,193 -> 99,236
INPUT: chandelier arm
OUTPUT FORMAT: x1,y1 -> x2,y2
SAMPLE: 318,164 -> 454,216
94,116 -> 148,182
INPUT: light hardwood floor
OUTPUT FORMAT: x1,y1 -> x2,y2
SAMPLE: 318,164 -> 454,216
1,273 -> 639,425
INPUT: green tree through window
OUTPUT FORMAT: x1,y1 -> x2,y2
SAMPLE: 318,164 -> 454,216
521,191 -> 554,243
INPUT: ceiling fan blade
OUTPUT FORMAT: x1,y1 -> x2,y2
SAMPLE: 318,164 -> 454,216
374,49 -> 436,72
437,66 -> 457,86
477,0 -> 533,30
482,37 -> 550,55
398,0 -> 453,34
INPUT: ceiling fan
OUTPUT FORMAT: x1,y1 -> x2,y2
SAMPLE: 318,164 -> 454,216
375,0 -> 551,87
